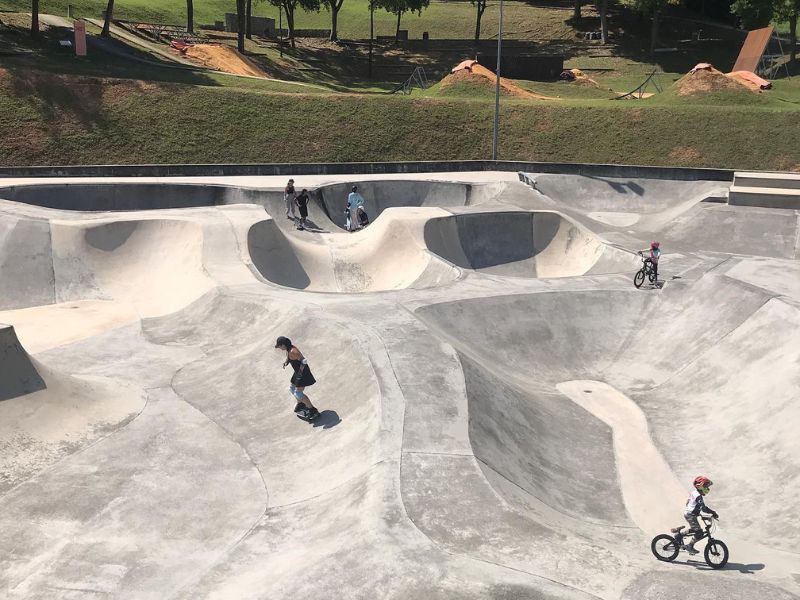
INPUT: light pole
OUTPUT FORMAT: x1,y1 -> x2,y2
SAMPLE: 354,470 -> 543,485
491,0 -> 503,161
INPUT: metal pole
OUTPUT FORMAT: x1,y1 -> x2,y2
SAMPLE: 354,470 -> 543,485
491,0 -> 503,161
279,5 -> 283,58
369,0 -> 374,78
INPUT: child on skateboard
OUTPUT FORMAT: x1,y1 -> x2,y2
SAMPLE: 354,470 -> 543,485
275,336 -> 319,420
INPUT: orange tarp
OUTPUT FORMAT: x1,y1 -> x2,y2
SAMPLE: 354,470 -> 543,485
728,70 -> 772,90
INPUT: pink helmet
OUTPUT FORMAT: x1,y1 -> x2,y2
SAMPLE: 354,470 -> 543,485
651,241 -> 660,249
693,475 -> 712,488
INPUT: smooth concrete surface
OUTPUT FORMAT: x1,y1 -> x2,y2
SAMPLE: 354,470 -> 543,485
1,172 -> 799,599
728,185 -> 800,210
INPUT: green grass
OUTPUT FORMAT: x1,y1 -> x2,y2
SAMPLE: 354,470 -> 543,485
2,0 -> 587,40
1,66 -> 799,170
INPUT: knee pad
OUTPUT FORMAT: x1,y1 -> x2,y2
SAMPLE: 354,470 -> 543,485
291,387 -> 305,400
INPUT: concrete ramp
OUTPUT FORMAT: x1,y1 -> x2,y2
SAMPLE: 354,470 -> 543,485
0,323 -> 144,492
0,324 -> 45,401
424,211 -> 636,278
316,180 -> 507,230
247,209 -> 460,292
51,218 -> 215,317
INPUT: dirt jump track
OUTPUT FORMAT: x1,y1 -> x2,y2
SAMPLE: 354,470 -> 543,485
0,172 -> 798,599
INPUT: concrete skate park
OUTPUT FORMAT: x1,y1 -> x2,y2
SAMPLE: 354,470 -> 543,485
1,167 -> 799,599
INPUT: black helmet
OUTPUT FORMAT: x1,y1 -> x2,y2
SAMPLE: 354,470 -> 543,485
275,336 -> 292,349
351,185 -> 358,192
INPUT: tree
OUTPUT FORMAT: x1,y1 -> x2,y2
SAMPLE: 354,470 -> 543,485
597,0 -> 609,43
471,0 -> 488,42
268,0 -> 321,48
731,0 -> 774,28
236,0 -> 246,52
630,0 -> 671,54
774,0 -> 800,62
101,0 -> 115,37
187,0 -> 194,33
322,0 -> 346,41
246,0 -> 252,38
376,0 -> 430,42
30,0 -> 40,39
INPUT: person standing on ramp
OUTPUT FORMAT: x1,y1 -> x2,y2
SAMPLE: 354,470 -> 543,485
275,336 -> 319,421
284,179 -> 297,221
346,185 -> 365,232
295,188 -> 311,230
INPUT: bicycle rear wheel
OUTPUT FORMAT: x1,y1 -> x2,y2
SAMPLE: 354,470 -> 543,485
651,534 -> 680,562
634,270 -> 646,288
704,539 -> 729,569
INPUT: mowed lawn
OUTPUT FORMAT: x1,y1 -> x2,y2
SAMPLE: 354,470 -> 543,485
3,0 -> 589,40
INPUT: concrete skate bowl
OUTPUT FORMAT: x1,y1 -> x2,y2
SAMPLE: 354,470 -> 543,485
247,215 -> 460,293
0,182 -> 277,211
423,211 -> 637,278
528,174 -> 728,228
415,274 -> 800,554
0,216 -> 213,315
315,180 -> 508,230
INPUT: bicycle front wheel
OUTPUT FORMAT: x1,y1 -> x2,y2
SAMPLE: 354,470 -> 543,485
634,270 -> 646,288
704,539 -> 729,569
651,534 -> 680,562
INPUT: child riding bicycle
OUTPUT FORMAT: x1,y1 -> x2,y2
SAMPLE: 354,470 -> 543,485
675,475 -> 718,555
638,241 -> 661,281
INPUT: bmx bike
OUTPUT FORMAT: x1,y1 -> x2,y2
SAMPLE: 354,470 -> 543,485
634,252 -> 657,288
650,515 -> 729,569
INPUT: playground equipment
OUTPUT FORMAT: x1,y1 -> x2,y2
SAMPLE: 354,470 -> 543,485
614,68 -> 663,100
391,66 -> 429,95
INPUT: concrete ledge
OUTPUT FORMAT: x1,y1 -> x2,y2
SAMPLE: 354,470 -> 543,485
733,171 -> 800,190
729,185 -> 800,210
0,160 -> 733,182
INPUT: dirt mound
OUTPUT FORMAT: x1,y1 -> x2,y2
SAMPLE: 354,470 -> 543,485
674,66 -> 752,96
440,61 -> 558,100
184,44 -> 267,78
568,68 -> 600,87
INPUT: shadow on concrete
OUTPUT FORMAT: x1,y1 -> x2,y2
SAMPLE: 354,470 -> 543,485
312,409 -> 341,429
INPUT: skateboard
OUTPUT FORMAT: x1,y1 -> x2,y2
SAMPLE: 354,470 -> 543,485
295,408 -> 319,422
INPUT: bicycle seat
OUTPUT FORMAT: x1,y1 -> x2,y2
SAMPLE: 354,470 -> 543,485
670,526 -> 685,534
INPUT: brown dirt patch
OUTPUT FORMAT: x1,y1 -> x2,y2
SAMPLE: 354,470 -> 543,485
184,44 -> 267,77
673,67 -> 752,96
668,146 -> 703,165
441,62 -> 558,100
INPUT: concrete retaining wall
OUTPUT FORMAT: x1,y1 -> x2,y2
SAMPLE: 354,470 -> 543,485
0,161 -> 733,182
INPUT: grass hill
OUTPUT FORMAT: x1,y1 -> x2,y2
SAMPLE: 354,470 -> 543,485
1,5 -> 799,170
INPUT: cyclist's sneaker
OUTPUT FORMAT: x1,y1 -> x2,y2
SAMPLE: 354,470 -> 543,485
683,545 -> 699,555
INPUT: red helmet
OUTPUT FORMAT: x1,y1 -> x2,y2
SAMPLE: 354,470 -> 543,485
651,241 -> 660,249
693,475 -> 712,488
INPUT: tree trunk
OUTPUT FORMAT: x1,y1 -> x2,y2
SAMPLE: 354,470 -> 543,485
236,0 -> 246,52
330,2 -> 339,41
573,0 -> 581,21
474,1 -> 486,42
101,0 -> 115,37
31,0 -> 40,39
287,4 -> 296,49
395,10 -> 402,43
246,0 -> 252,39
187,0 -> 194,34
599,0 -> 608,44
650,8 -> 660,55
790,13 -> 797,63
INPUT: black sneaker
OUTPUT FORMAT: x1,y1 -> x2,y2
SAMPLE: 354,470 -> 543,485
307,407 -> 319,419
293,402 -> 305,414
